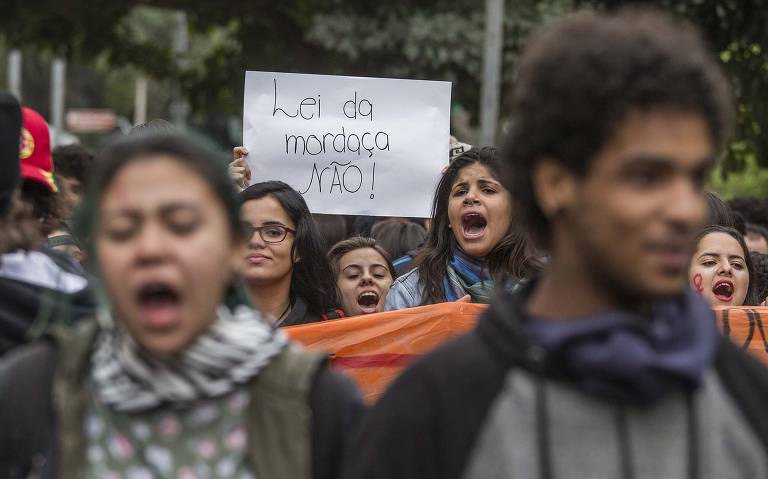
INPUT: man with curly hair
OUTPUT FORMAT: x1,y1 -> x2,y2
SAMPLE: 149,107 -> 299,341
344,9 -> 768,479
46,144 -> 95,260
750,252 -> 768,305
52,143 -> 93,221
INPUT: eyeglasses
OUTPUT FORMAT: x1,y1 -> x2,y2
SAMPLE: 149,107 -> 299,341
241,223 -> 296,244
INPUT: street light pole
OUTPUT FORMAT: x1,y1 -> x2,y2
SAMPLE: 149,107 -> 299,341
50,57 -> 67,146
7,49 -> 22,101
170,10 -> 190,129
479,0 -> 504,146
134,76 -> 148,126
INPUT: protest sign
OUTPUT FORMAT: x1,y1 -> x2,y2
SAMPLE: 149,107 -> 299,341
243,71 -> 451,217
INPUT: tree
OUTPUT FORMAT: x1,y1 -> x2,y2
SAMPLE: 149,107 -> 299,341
2,1 -> 571,122
5,0 -> 767,174
585,0 -> 768,175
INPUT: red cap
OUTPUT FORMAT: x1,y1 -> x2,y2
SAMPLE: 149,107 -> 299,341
19,107 -> 57,192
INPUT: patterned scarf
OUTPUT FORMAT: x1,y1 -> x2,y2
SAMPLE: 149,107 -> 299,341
444,249 -> 523,303
91,304 -> 288,413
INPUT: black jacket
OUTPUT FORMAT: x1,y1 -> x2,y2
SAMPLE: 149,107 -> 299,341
0,248 -> 95,356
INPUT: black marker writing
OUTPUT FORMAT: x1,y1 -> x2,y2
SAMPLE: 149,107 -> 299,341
343,91 -> 374,121
285,127 -> 389,158
301,161 -> 364,195
370,162 -> 375,199
272,79 -> 321,120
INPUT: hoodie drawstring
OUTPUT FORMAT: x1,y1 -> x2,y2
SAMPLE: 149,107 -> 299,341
535,375 -> 553,479
686,391 -> 699,479
615,405 -> 635,479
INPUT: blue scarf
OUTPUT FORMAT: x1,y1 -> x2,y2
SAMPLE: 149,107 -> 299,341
443,249 -> 522,303
526,288 -> 718,404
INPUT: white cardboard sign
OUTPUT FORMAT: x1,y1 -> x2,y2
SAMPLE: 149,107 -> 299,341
243,71 -> 451,217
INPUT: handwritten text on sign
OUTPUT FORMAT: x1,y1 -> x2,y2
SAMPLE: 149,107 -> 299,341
243,71 -> 451,217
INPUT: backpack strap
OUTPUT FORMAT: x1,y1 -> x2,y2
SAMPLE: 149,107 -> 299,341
49,320 -> 99,478
47,234 -> 79,249
247,346 -> 327,479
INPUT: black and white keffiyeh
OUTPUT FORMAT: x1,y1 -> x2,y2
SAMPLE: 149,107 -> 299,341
91,304 -> 289,413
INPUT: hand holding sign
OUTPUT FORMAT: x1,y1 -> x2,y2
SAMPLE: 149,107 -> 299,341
229,147 -> 251,191
243,71 -> 451,217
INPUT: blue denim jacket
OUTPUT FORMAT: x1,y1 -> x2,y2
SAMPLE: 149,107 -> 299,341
384,268 -> 424,311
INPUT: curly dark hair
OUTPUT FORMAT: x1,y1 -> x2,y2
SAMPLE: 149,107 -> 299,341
20,180 -> 63,236
727,197 -> 768,230
415,146 -> 542,305
750,252 -> 768,304
502,9 -> 733,247
130,118 -> 175,135
0,193 -> 43,253
53,144 -> 94,185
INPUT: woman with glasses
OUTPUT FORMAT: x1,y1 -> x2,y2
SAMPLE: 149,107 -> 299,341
239,181 -> 344,326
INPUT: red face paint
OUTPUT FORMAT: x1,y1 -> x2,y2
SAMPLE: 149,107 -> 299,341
693,273 -> 704,294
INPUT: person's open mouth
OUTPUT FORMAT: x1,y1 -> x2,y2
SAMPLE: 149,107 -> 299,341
357,290 -> 380,314
137,281 -> 182,330
712,279 -> 735,303
461,212 -> 487,240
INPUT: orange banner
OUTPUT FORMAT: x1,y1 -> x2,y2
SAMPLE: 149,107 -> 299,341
714,307 -> 768,366
285,302 -> 485,403
286,304 -> 768,403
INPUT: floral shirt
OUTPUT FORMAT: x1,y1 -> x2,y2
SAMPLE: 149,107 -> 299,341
84,386 -> 254,479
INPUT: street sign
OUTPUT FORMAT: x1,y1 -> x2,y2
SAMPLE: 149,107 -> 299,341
65,109 -> 116,133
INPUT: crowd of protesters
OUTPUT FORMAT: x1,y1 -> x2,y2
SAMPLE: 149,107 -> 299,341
1,6 -> 768,479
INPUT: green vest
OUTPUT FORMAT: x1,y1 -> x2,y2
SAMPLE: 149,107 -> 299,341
51,321 -> 326,479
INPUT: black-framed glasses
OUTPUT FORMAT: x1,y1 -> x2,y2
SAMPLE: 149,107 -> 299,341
241,223 -> 296,243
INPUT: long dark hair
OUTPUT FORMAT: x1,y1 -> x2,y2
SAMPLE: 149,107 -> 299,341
694,225 -> 760,306
415,147 -> 542,305
239,181 -> 340,316
705,191 -> 741,233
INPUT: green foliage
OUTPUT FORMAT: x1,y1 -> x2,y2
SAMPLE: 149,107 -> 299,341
710,145 -> 768,198
586,0 -> 768,180
4,0 -> 768,182
304,0 -> 572,123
